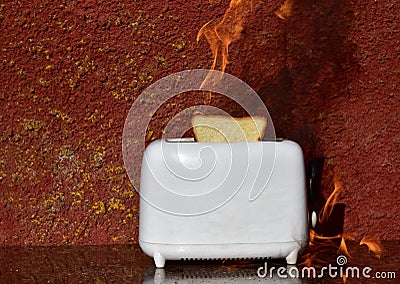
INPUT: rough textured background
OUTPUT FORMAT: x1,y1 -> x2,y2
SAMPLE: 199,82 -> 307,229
0,0 -> 399,245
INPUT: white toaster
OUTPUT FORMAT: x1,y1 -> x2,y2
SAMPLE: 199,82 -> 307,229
139,139 -> 308,268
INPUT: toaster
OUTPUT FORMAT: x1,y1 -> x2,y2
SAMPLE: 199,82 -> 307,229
139,139 -> 308,268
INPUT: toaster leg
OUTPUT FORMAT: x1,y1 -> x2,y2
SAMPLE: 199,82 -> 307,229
286,248 -> 299,265
154,252 -> 166,268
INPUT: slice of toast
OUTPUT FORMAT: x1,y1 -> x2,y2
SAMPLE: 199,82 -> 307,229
192,115 -> 267,142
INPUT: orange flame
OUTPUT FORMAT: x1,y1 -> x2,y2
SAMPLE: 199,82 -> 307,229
275,0 -> 294,20
360,237 -> 384,259
300,229 -> 342,268
301,178 -> 346,268
299,174 -> 386,274
198,0 -> 295,75
319,179 -> 342,224
338,237 -> 350,257
197,0 -> 253,73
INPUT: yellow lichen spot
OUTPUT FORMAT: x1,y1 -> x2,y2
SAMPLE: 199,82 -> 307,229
59,145 -> 74,159
107,118 -> 113,128
111,186 -> 121,193
87,109 -> 104,123
112,236 -> 118,242
123,190 -> 135,198
44,198 -> 55,205
45,65 -> 52,70
75,225 -> 85,237
83,172 -> 91,182
0,172 -> 6,181
171,38 -> 186,52
154,55 -> 166,65
21,118 -> 44,131
108,198 -> 125,211
50,109 -> 73,123
39,77 -> 50,87
112,91 -> 121,99
115,18 -> 122,26
92,201 -> 106,214
70,191 -> 82,198
92,152 -> 104,168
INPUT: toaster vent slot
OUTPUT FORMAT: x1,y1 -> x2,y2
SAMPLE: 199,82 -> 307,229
177,270 -> 257,279
181,257 -> 221,261
180,257 -> 270,261
178,270 -> 256,279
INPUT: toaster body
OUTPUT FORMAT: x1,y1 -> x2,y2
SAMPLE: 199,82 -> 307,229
139,140 -> 308,268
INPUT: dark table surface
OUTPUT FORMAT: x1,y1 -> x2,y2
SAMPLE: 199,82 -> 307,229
0,241 -> 398,283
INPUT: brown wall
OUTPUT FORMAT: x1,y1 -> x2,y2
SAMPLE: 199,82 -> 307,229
1,0 -> 399,245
